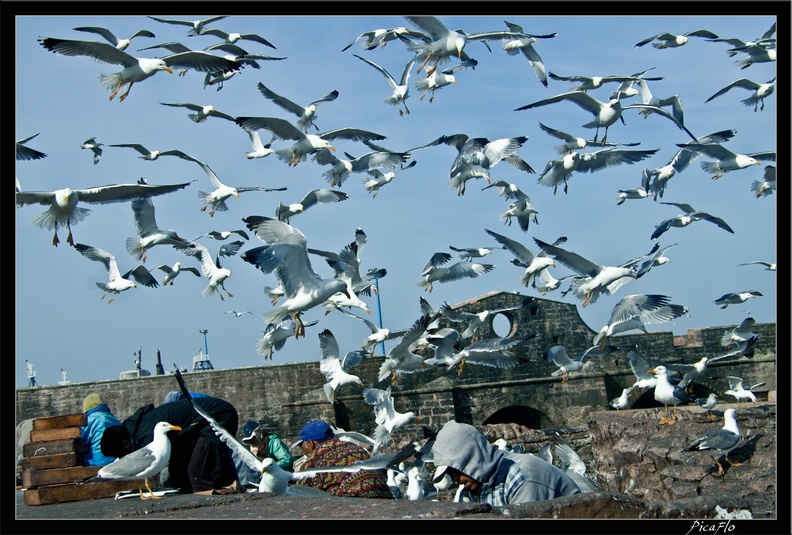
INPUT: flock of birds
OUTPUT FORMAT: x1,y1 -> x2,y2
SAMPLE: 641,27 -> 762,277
17,14 -> 776,492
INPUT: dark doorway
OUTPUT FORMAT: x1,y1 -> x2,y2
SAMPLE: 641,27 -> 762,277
483,405 -> 543,429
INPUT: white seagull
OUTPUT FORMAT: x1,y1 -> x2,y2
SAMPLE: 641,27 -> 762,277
651,202 -> 734,240
417,252 -> 494,293
109,142 -> 200,163
439,297 -> 532,342
195,229 -> 250,241
634,79 -> 684,124
321,258 -> 371,316
256,314 -> 318,360
591,293 -> 688,349
242,128 -> 275,160
256,82 -> 339,133
38,37 -> 240,102
377,314 -> 432,385
696,393 -> 719,419
16,180 -> 192,247
721,317 -> 758,347
80,137 -> 103,164
738,260 -> 776,272
241,216 -> 350,338
146,15 -> 229,36
341,27 -> 412,51
542,345 -> 612,384
153,261 -> 201,286
92,421 -> 181,499
449,245 -> 501,262
225,310 -> 252,317
445,337 -> 528,377
362,161 -> 417,198
635,243 -> 677,278
172,240 -> 234,300
751,165 -> 776,198
160,101 -> 237,123
73,26 -> 155,50
235,116 -> 385,167
723,376 -> 766,404
318,329 -> 366,403
198,27 -> 276,49
713,291 -> 763,309
547,70 -> 663,93
363,385 -> 418,452
334,307 -> 410,356
647,365 -> 693,425
74,243 -> 159,303
682,408 -> 741,476
516,90 -> 696,145
275,188 -> 348,224
634,29 -> 719,48
675,142 -> 774,179
706,77 -> 776,112
312,141 -> 410,188
354,55 -> 414,116
501,20 -> 556,87
732,44 -> 777,69
609,387 -> 635,410
126,197 -> 189,262
533,238 -> 637,307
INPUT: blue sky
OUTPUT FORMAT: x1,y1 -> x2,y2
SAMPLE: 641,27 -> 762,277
15,10 -> 779,388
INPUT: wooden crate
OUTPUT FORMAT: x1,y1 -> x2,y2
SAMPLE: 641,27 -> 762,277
23,479 -> 150,506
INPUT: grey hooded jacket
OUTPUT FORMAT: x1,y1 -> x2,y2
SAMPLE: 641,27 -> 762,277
431,420 -> 581,505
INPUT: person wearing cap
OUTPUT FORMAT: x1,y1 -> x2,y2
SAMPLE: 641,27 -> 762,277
100,396 -> 241,494
240,420 -> 295,471
80,392 -> 122,466
294,420 -> 393,499
431,420 -> 581,506
163,389 -> 210,404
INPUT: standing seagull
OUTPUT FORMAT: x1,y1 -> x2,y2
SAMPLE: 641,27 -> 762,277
650,202 -> 734,240
80,137 -> 103,164
16,180 -> 192,247
634,29 -> 719,48
38,37 -> 240,102
318,329 -> 366,403
706,77 -> 776,112
91,421 -> 181,499
696,393 -> 719,419
713,291 -> 763,309
682,408 -> 741,476
256,82 -> 339,133
533,238 -> 637,307
241,216 -> 350,338
73,26 -> 155,50
647,365 -> 692,425
354,55 -> 414,116
516,91 -> 696,145
74,243 -> 159,303
675,143 -> 773,179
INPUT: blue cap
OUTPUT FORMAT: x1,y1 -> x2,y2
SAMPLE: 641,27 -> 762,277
242,420 -> 260,441
295,420 -> 334,446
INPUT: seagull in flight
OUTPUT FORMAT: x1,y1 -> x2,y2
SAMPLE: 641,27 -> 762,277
225,310 -> 252,317
256,82 -> 339,133
109,142 -> 200,162
256,314 -> 318,360
675,142 -> 774,179
516,91 -> 697,145
501,20 -> 557,87
723,376 -> 766,404
173,240 -> 235,301
38,37 -> 240,102
721,317 -> 758,347
80,137 -> 103,165
153,261 -> 201,286
485,229 -> 557,288
334,307 -> 410,356
542,345 -> 614,383
417,251 -> 494,293
318,329 -> 366,403
147,15 -> 229,36
713,291 -> 763,309
706,77 -> 776,112
126,197 -> 189,262
439,297 -> 532,342
197,27 -> 277,49
74,243 -> 159,303
363,385 -> 418,451
591,293 -> 688,349
160,102 -> 237,123
275,188 -> 349,224
341,26 -> 412,51
634,29 -> 719,48
354,55 -> 414,116
650,202 -> 734,240
738,260 -> 776,272
16,133 -> 47,161
73,25 -> 155,50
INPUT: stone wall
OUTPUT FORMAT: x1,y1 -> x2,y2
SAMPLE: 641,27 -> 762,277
16,292 -> 777,448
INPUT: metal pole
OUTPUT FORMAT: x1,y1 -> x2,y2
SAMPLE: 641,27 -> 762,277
375,278 -> 385,356
200,329 -> 209,355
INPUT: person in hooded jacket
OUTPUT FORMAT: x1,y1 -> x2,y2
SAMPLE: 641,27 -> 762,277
81,392 -> 122,466
431,420 -> 581,505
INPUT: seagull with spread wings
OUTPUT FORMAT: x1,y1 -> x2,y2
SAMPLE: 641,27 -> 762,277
38,36 -> 240,102
341,26 -> 412,52
417,251 -> 494,293
354,55 -> 414,116
109,142 -> 201,163
256,314 -> 318,360
79,137 -> 103,165
160,101 -> 237,123
634,29 -> 719,49
126,197 -> 189,262
172,239 -> 236,301
485,229 -> 557,289
73,25 -> 155,50
335,307 -> 411,356
318,329 -> 366,403
591,293 -> 688,349
377,314 -> 431,385
713,291 -> 763,310
362,160 -> 417,198
363,385 -> 418,452
274,188 -> 348,224
153,261 -> 201,286
256,82 -> 339,133
74,243 -> 159,303
675,142 -> 773,180
439,297 -> 532,342
650,201 -> 735,240
542,345 -> 615,384
147,15 -> 228,36
501,20 -> 556,87
16,133 -> 47,161
706,77 -> 776,112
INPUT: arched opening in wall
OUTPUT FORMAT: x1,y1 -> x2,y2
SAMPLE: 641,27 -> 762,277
491,313 -> 514,338
483,405 -> 542,429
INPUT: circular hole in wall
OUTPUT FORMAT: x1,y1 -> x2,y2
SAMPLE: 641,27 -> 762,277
492,313 -> 513,337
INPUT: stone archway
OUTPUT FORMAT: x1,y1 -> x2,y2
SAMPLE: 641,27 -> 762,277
482,404 -> 543,429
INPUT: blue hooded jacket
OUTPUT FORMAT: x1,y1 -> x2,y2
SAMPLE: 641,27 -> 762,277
81,404 -> 121,466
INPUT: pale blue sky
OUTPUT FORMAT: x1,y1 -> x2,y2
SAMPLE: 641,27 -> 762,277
15,10 -> 778,387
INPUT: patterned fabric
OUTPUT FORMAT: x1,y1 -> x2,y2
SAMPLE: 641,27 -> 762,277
471,458 -> 524,506
300,437 -> 393,499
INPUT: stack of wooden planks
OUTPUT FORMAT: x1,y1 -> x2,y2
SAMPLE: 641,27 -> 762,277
20,413 -> 148,505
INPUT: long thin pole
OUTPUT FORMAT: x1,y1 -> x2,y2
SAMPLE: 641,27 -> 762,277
375,278 -> 385,356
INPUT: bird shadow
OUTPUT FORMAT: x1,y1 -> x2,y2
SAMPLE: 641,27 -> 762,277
711,432 -> 764,477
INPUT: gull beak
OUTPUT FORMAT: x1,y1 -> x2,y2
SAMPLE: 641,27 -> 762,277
235,193 -> 241,199
329,144 -> 337,152
164,67 -> 173,74
168,425 -> 182,432
647,368 -> 656,374
359,381 -> 364,387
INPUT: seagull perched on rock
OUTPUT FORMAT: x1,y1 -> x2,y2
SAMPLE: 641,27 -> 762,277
417,251 -> 494,293
651,202 -> 734,240
74,243 -> 159,303
706,77 -> 776,112
38,37 -> 240,102
516,90 -> 697,145
16,180 -> 192,247
648,365 -> 693,425
255,82 -> 339,133
235,116 -> 385,167
318,329 -> 366,403
73,25 -> 155,50
80,137 -> 103,164
533,238 -> 637,307
153,261 -> 201,286
696,393 -> 719,419
592,293 -> 688,349
675,142 -> 773,179
682,408 -> 741,476
713,291 -> 763,309
90,421 -> 181,499
242,216 -> 350,338
363,385 -> 418,452
634,29 -> 719,49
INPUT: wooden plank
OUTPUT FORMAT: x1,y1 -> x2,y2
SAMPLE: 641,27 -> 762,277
21,452 -> 82,471
24,438 -> 85,457
22,465 -> 100,488
30,427 -> 82,443
23,479 -> 151,506
33,414 -> 86,430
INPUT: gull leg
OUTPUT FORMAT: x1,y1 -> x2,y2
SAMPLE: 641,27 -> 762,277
416,52 -> 432,74
108,295 -> 115,304
109,80 -> 123,101
724,455 -> 743,468
119,83 -> 134,102
667,407 -> 678,425
659,406 -> 669,425
711,456 -> 726,476
52,230 -> 60,247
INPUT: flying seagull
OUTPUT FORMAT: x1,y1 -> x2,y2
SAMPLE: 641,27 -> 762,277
354,55 -> 414,116
591,293 -> 688,349
126,197 -> 189,262
341,27 -> 412,52
439,297 -> 532,342
256,82 -> 339,133
146,15 -> 229,36
334,307 -> 410,356
73,25 -> 155,50
363,385 -> 418,452
713,291 -> 763,309
198,27 -> 277,49
153,261 -> 201,286
109,142 -> 200,163
650,201 -> 734,240
275,188 -> 348,224
256,314 -> 319,360
417,251 -> 494,293
706,77 -> 776,112
501,20 -> 556,87
723,376 -> 766,404
160,101 -> 237,123
16,133 -> 48,161
318,329 -> 366,403
172,240 -> 234,301
74,243 -> 159,303
738,260 -> 776,272
634,29 -> 719,48
79,137 -> 103,164
675,142 -> 773,179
